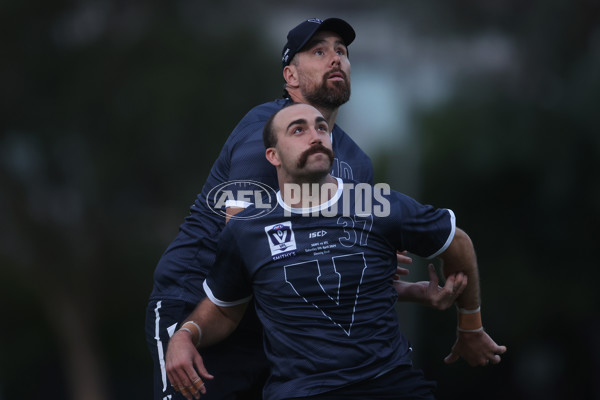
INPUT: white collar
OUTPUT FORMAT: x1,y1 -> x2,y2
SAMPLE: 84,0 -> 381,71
276,177 -> 343,214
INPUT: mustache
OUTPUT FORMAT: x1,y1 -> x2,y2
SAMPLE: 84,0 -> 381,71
297,143 -> 335,168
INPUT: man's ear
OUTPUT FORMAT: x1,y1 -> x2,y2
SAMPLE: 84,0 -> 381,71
283,64 -> 299,88
265,148 -> 281,167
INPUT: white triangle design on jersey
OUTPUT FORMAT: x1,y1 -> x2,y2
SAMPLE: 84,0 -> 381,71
284,252 -> 367,336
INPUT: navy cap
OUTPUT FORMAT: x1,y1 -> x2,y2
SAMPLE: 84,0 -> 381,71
281,18 -> 355,69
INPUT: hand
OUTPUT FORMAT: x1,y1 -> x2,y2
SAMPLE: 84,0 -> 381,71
396,250 -> 413,267
444,329 -> 507,367
166,330 -> 214,399
424,264 -> 468,310
394,264 -> 467,310
393,250 -> 413,289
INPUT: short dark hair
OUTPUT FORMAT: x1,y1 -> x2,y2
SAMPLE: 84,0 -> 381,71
262,102 -> 298,149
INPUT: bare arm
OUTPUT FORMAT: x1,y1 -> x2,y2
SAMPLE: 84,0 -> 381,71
193,297 -> 248,347
166,207 -> 248,398
166,298 -> 248,399
438,228 -> 507,366
438,228 -> 480,310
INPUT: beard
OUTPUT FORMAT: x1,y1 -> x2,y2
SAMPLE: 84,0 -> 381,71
301,70 -> 351,110
297,143 -> 335,170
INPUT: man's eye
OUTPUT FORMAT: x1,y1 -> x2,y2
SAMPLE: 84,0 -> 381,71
314,50 -> 324,56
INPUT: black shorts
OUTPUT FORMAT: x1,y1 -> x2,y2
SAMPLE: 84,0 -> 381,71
145,298 -> 269,400
298,365 -> 436,400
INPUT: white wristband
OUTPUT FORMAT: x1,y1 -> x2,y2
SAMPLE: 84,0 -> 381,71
456,306 -> 483,332
457,306 -> 481,314
457,326 -> 484,333
179,321 -> 202,347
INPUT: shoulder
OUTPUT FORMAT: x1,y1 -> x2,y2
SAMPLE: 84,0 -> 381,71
331,125 -> 362,148
218,217 -> 249,250
237,98 -> 290,126
224,99 -> 290,144
219,99 -> 287,148
331,125 -> 372,164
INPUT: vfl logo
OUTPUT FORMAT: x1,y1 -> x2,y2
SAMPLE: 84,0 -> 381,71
284,253 -> 367,336
265,222 -> 297,258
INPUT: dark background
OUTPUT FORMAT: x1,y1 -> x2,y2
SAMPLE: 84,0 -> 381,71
1,1 -> 599,399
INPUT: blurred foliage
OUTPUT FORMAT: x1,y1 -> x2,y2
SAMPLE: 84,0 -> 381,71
1,2 -> 279,399
412,1 -> 600,399
1,0 -> 599,399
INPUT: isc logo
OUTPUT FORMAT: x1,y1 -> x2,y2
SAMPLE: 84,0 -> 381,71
309,230 -> 327,239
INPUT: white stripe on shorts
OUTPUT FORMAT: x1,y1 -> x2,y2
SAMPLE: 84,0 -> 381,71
153,301 -> 168,392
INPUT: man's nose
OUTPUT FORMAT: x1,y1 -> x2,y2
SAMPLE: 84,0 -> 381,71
330,52 -> 341,67
309,128 -> 323,144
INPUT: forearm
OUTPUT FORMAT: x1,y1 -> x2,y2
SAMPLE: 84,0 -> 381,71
438,229 -> 507,366
394,280 -> 428,304
178,298 -> 247,347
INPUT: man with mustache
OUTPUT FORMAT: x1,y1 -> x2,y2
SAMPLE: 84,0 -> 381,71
148,18 -> 467,400
297,141 -> 334,169
166,103 -> 506,400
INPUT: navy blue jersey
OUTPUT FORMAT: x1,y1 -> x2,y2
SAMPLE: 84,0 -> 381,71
204,178 -> 455,399
150,99 -> 374,303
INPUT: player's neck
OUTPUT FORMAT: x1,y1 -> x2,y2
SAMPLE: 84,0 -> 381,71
279,174 -> 339,209
319,107 -> 339,130
288,92 -> 339,128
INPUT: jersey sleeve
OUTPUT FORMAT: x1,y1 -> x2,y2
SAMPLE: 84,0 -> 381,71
386,191 -> 456,259
203,223 -> 253,306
